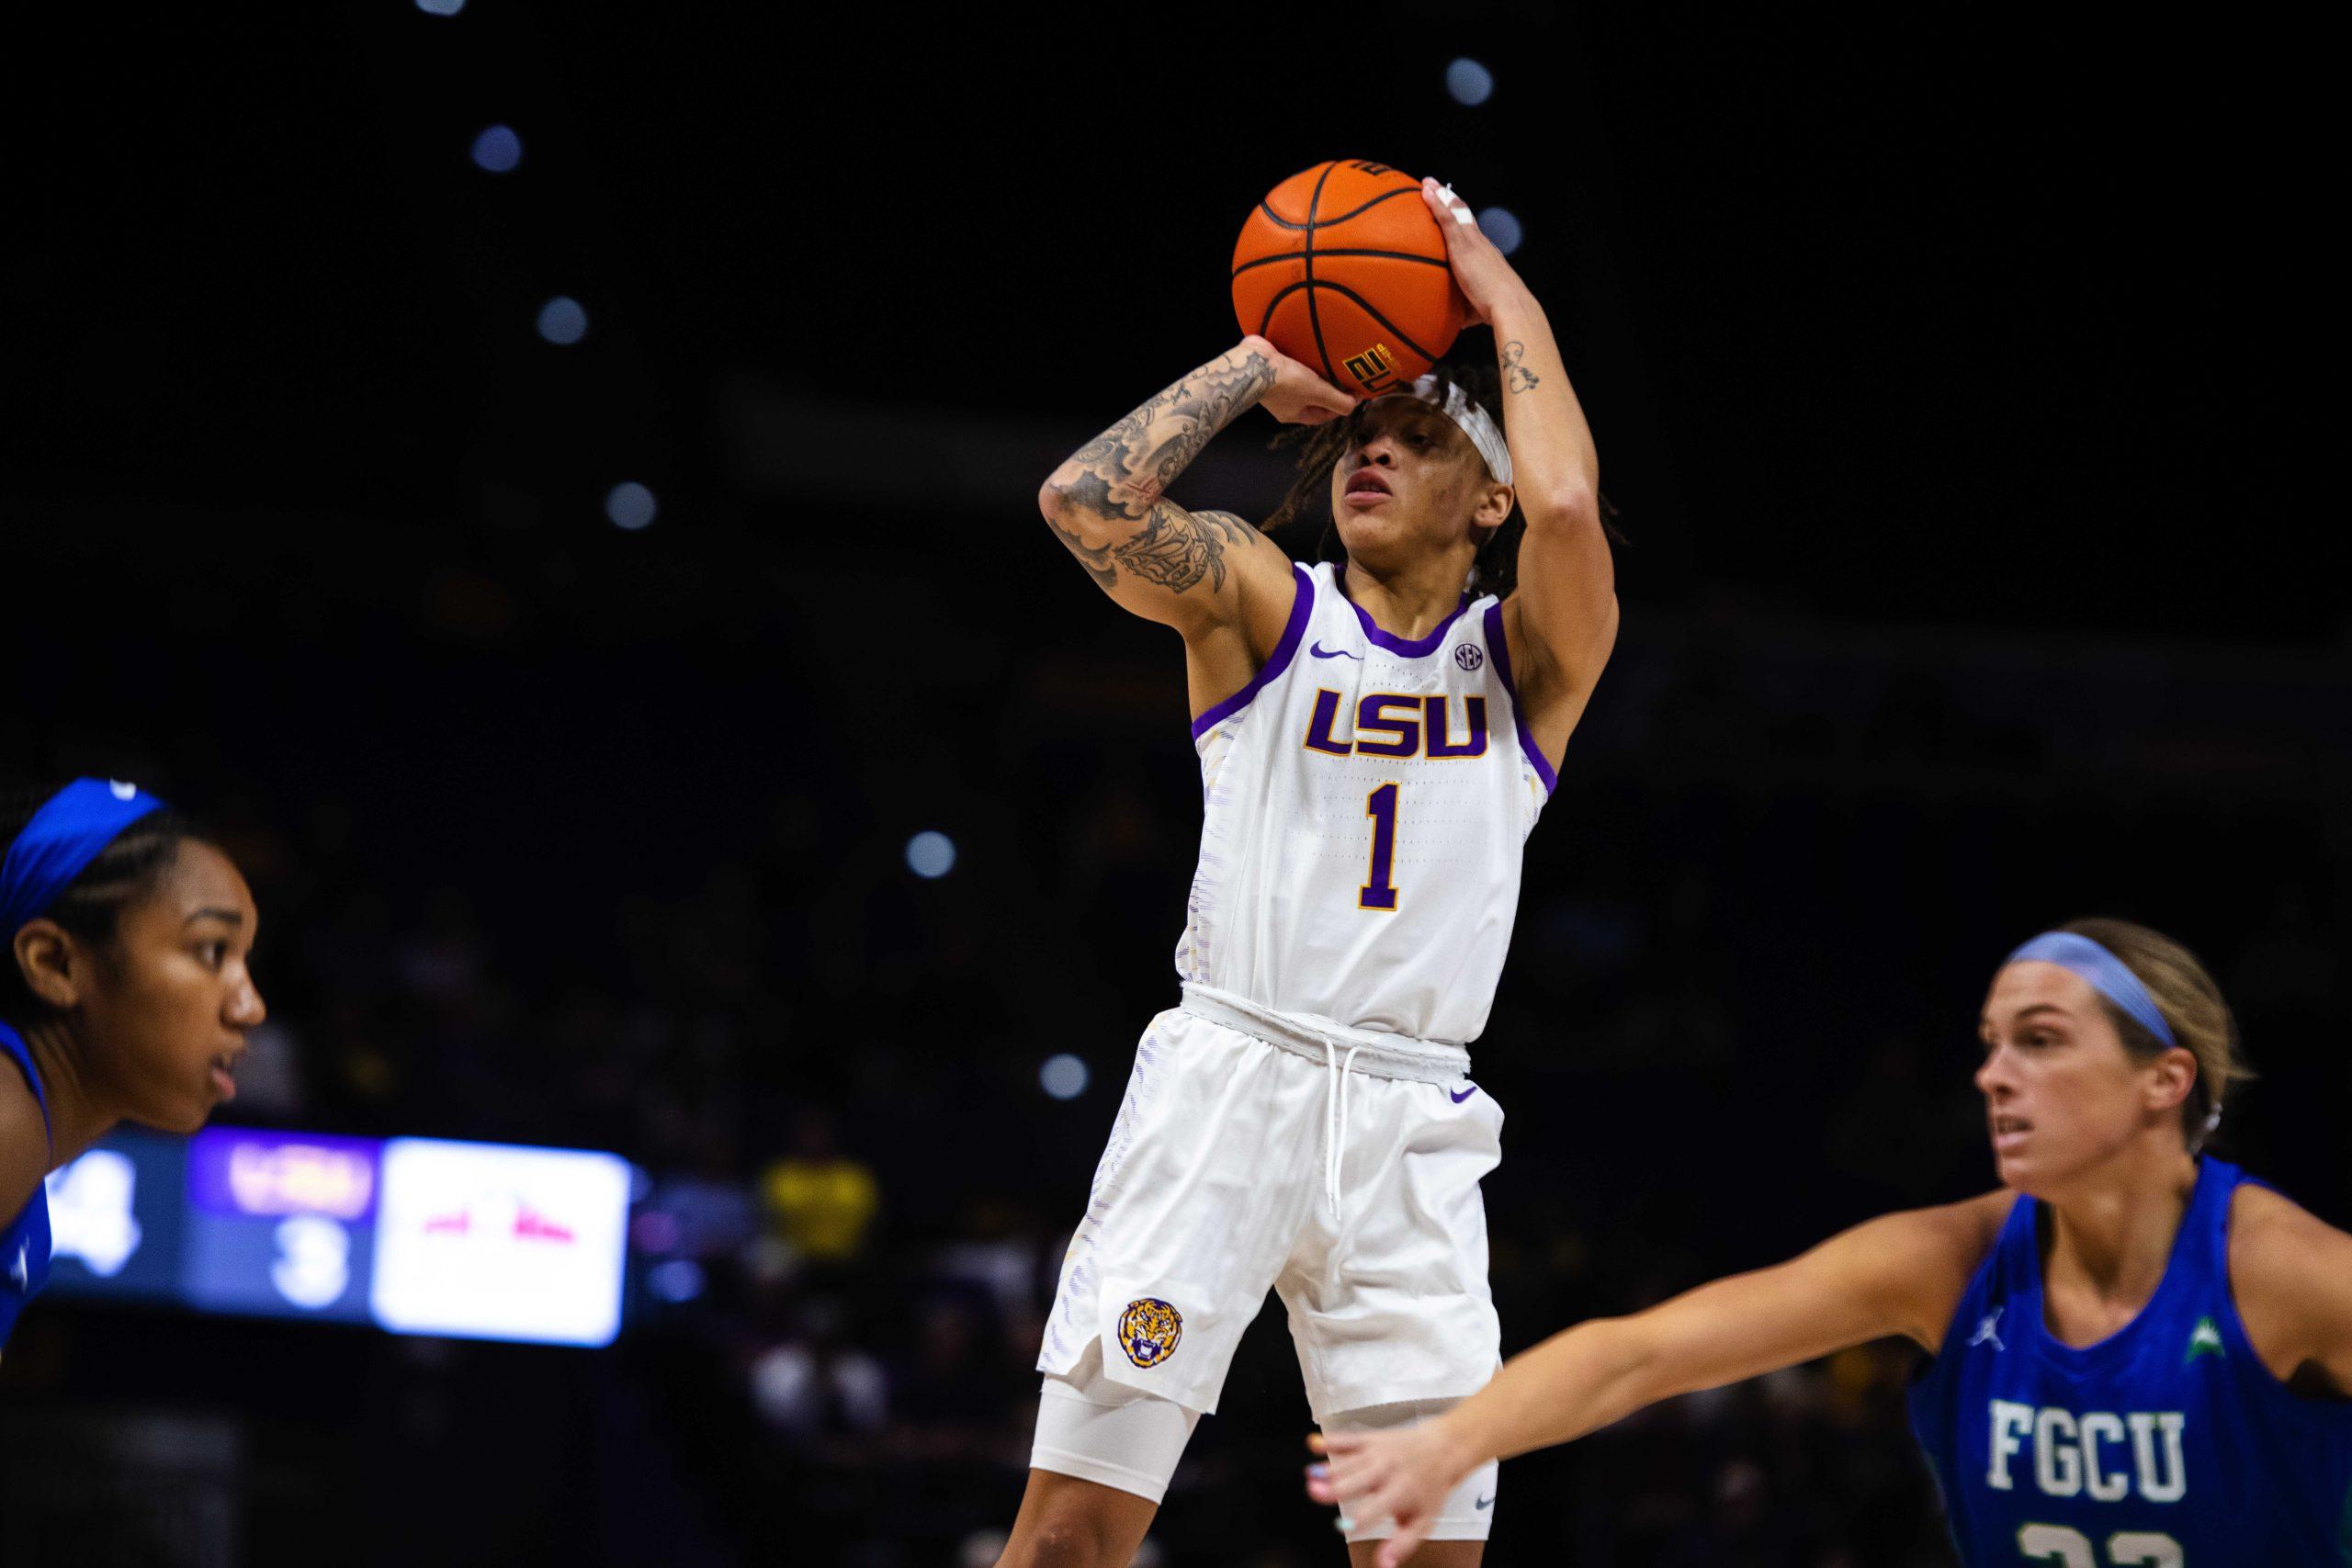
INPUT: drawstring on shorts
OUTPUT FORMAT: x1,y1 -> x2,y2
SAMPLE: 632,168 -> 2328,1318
1175,981 -> 1473,1233
1320,1037 -> 1363,1223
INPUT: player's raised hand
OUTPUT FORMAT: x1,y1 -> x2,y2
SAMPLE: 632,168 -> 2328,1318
1420,178 -> 1529,329
1305,1427 -> 1466,1568
1237,334 -> 1359,426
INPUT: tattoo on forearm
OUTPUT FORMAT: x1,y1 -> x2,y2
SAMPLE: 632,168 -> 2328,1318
1043,349 -> 1277,594
1060,351 -> 1277,523
1500,341 -> 1542,393
1114,507 -> 1252,593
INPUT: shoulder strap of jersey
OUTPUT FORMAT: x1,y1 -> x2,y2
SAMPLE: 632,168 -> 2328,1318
2184,1155 -> 2245,1281
1479,600 -> 1558,795
1988,1188 -> 2042,1316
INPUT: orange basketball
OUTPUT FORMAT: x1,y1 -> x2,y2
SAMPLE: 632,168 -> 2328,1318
1231,159 -> 1468,399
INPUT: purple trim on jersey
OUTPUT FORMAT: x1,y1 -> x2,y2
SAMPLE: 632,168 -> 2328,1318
1483,602 -> 1558,795
1335,570 -> 1474,657
1189,563 -> 1314,739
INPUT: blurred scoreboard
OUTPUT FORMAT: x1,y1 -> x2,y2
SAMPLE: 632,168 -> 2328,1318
41,1126 -> 633,1347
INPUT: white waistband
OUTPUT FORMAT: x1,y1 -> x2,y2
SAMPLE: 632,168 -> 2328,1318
1178,982 -> 1471,1085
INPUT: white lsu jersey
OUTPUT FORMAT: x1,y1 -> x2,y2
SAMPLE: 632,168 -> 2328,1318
1175,559 -> 1555,1044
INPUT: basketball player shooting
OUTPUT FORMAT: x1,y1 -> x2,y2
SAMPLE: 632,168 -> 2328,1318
1001,178 -> 1616,1568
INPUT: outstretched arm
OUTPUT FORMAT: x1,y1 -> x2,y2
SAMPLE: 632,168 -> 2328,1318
1421,179 -> 1617,755
1037,337 -> 1353,645
1309,1194 -> 2006,1567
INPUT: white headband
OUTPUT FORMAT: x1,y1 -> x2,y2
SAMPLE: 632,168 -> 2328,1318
1397,373 -> 1512,488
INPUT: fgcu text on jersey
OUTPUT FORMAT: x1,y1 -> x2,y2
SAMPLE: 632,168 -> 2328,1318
1907,1159 -> 2352,1565
1177,562 -> 1552,1044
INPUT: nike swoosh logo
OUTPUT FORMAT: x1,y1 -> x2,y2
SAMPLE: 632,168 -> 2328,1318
1450,1085 -> 1478,1103
1309,642 -> 1363,660
1475,1494 -> 1495,1510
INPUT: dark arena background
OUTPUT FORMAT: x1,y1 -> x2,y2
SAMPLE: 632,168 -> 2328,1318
3,8 -> 2343,1567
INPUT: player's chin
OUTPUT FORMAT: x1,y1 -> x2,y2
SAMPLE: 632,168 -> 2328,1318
133,1097 -> 214,1137
1333,506 -> 1415,555
147,1077 -> 226,1135
1991,1146 -> 2065,1198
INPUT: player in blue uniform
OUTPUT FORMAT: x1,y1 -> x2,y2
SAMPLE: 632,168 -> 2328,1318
1306,917 -> 2352,1565
1,779 -> 267,1353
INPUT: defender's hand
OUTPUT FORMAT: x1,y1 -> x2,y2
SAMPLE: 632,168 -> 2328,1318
1238,334 -> 1359,426
1420,178 -> 1531,329
1305,1424 -> 1476,1568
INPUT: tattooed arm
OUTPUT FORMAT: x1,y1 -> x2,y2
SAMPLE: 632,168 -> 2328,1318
1421,179 -> 1616,765
1039,337 -> 1355,706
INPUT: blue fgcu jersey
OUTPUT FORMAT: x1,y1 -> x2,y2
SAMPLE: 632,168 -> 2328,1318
1907,1157 -> 2352,1565
0,1021 -> 54,1349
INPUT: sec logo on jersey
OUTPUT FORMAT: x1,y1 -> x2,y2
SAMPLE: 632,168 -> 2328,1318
1118,1297 -> 1184,1369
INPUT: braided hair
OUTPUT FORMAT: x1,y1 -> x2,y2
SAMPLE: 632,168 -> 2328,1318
1,782 -> 209,1028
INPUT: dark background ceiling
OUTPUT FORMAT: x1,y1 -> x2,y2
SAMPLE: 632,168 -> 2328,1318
6,6 -> 2338,642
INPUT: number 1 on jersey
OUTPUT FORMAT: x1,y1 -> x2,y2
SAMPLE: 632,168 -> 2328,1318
1361,783 -> 1400,911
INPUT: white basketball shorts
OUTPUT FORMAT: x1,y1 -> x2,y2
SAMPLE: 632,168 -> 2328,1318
1035,985 -> 1505,1427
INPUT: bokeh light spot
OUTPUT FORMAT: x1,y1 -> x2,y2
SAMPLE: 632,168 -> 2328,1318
905,830 -> 956,878
1477,207 -> 1523,256
537,296 -> 589,344
1445,59 -> 1494,107
1040,1054 -> 1091,1100
648,1259 -> 705,1303
470,124 -> 523,174
605,482 -> 657,531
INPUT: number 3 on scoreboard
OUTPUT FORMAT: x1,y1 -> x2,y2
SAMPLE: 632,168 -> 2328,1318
1360,783 -> 1401,912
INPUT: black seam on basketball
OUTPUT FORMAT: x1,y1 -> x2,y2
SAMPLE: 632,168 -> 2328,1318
1303,163 -> 1339,385
1253,185 -> 1417,232
1254,279 -> 1315,322
1250,276 -> 1446,372
1231,248 -> 1448,279
1307,279 -> 1444,366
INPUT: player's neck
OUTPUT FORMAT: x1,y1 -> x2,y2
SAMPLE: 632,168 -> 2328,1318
17,1016 -> 121,1168
2039,1141 -> 2199,1312
1340,551 -> 1475,639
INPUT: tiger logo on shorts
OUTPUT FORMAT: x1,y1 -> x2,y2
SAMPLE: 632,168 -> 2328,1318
1117,1297 -> 1183,1369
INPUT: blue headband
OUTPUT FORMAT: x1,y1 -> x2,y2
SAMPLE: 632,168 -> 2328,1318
0,779 -> 169,939
2004,931 -> 2177,1048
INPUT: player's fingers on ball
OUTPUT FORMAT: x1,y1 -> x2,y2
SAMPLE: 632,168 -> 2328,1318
1421,182 -> 1466,249
1424,176 -> 1477,231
